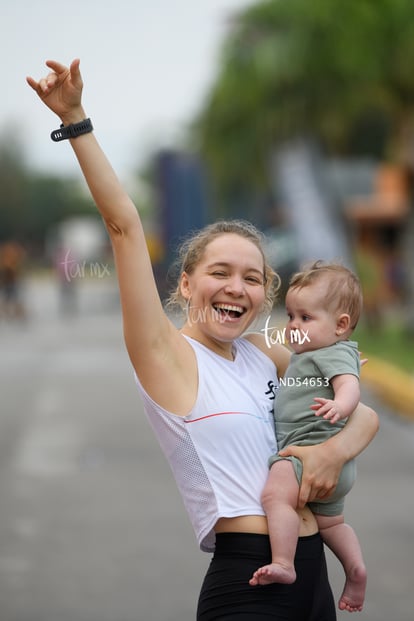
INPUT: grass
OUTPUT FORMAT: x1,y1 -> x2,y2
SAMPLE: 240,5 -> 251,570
354,320 -> 414,374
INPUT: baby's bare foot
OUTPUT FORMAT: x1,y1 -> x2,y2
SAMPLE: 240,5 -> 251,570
249,563 -> 296,586
338,565 -> 367,612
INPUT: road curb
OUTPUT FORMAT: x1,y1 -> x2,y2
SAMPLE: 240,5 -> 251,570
361,357 -> 414,421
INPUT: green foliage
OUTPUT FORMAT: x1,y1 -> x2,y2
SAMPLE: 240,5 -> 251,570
0,134 -> 95,250
194,0 -> 414,205
24,175 -> 95,244
354,320 -> 414,373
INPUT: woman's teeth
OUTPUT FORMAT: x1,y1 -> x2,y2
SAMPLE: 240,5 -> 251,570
213,304 -> 243,317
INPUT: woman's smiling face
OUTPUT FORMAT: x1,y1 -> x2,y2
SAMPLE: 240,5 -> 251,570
180,233 -> 266,348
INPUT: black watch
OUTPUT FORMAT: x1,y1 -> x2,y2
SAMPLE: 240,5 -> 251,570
51,118 -> 93,142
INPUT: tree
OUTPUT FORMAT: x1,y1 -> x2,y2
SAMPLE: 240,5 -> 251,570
194,0 -> 414,330
0,127 -> 96,254
196,0 -> 414,179
0,127 -> 29,242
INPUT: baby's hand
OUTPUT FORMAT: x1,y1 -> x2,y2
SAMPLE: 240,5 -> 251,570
311,398 -> 344,424
359,351 -> 368,367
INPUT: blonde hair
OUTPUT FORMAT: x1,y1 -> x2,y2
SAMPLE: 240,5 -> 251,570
167,220 -> 280,313
289,260 -> 363,329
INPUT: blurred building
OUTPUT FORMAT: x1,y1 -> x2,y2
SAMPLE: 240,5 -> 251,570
155,150 -> 210,295
270,142 -> 409,315
330,160 -> 409,309
271,141 -> 353,269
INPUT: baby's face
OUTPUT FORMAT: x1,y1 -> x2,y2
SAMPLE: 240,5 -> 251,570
284,282 -> 342,354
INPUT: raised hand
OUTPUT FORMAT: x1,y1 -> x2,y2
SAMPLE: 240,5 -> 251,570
26,59 -> 85,125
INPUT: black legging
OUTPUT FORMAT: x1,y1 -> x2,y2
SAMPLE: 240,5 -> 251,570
197,532 -> 336,620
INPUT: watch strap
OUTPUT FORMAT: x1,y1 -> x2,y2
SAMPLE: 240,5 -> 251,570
51,118 -> 93,142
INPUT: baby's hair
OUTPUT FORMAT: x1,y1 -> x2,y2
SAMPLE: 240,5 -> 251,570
166,219 -> 280,313
289,260 -> 363,329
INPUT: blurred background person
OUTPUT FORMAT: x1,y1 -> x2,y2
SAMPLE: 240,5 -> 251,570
0,240 -> 27,320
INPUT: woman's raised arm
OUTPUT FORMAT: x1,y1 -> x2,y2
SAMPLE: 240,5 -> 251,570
26,59 -> 180,380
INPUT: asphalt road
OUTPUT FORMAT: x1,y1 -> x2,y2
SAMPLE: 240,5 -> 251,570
0,276 -> 413,620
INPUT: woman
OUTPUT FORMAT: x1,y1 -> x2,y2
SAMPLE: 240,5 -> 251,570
27,59 -> 378,620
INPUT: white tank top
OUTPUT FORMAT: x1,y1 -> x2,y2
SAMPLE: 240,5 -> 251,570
134,335 -> 279,552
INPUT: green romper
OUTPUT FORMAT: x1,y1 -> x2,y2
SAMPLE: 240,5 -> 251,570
270,340 -> 360,516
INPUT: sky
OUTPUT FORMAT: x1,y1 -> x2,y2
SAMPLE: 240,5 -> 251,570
2,0 -> 253,179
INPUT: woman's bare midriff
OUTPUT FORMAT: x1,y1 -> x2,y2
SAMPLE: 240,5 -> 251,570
215,507 -> 318,538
